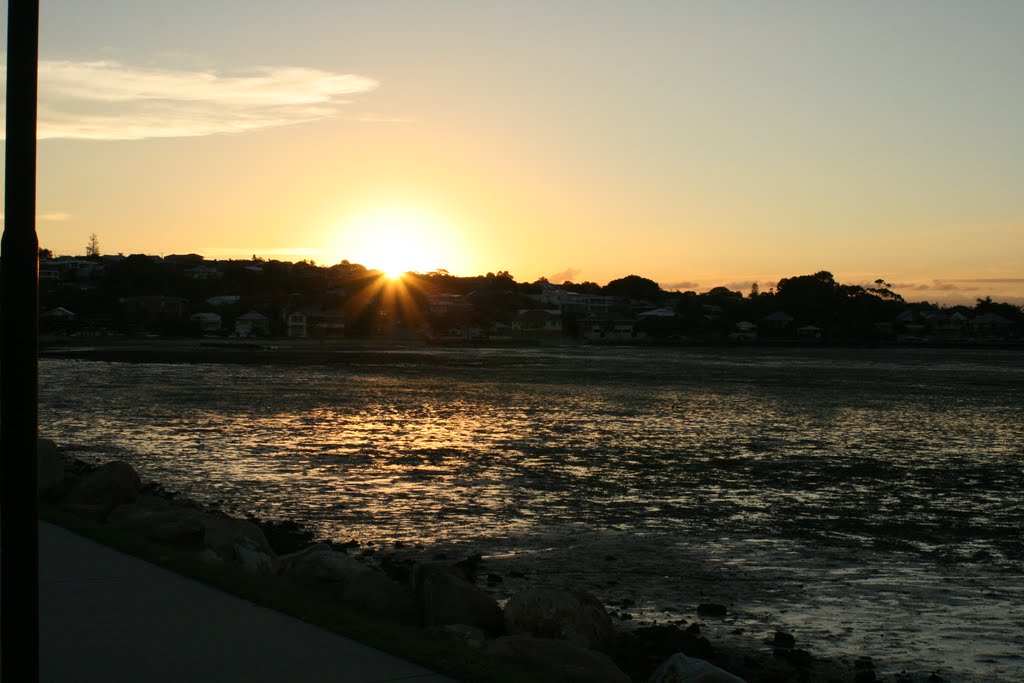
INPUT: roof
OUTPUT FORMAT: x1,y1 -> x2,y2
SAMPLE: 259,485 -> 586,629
637,307 -> 676,318
237,311 -> 269,321
761,311 -> 794,322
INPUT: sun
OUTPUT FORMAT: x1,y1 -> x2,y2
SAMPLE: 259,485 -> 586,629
333,207 -> 451,277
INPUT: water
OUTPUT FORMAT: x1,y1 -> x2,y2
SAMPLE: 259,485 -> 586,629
40,346 -> 1024,680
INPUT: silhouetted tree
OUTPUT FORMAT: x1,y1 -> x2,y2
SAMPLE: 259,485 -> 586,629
604,274 -> 662,301
85,233 -> 101,258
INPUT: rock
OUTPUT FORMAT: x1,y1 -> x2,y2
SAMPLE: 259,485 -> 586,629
108,498 -> 206,548
486,635 -> 629,683
784,648 -> 812,666
280,544 -> 366,581
697,603 -> 728,618
615,625 -> 716,681
648,653 -> 747,683
145,517 -> 206,547
413,562 -> 503,634
282,545 -> 418,624
64,461 -> 142,518
250,518 -> 315,554
36,437 -> 65,496
504,588 -> 616,653
233,536 -> 279,574
333,570 -> 419,624
201,512 -> 278,572
433,624 -> 486,648
772,631 -> 795,649
197,548 -> 224,565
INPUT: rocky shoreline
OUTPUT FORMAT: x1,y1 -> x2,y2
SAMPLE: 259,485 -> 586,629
38,440 -> 947,683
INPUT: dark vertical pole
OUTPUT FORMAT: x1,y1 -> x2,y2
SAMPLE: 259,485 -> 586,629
2,0 -> 41,680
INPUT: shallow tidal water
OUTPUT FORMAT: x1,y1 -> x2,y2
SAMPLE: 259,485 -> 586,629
41,346 -> 1024,680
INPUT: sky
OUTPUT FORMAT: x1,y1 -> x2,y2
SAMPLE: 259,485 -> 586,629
2,0 -> 1023,304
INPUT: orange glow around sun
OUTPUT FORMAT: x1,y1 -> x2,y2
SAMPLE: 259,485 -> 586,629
332,207 -> 454,277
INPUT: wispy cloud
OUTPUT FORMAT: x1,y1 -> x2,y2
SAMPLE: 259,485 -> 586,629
549,267 -> 582,283
949,277 -> 1024,284
0,211 -> 72,221
202,247 -> 329,258
662,280 -> 700,291
2,60 -> 378,140
39,211 -> 72,222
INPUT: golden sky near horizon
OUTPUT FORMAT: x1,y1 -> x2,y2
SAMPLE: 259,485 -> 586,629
2,1 -> 1023,303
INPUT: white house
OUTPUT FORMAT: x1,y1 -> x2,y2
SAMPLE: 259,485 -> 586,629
234,311 -> 270,337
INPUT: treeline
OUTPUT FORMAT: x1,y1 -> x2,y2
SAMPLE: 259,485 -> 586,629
36,251 -> 1023,342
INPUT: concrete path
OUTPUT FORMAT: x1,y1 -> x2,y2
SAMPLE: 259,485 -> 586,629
38,523 -> 458,682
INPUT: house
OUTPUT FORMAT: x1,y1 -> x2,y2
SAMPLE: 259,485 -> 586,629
206,295 -> 241,307
730,321 -> 758,341
971,313 -> 1014,339
797,325 -> 823,340
637,307 -> 676,319
234,311 -> 270,337
121,296 -> 189,323
759,311 -> 794,336
537,283 -> 618,315
185,265 -> 224,281
189,312 -> 222,333
40,307 -> 78,334
921,311 -> 966,340
427,293 -> 474,316
286,309 -> 346,338
512,309 -> 563,337
286,311 -> 308,338
581,317 -> 645,342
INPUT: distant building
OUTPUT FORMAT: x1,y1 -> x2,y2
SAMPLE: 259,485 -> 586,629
537,283 -> 617,315
185,265 -> 223,280
121,296 -> 189,323
206,295 -> 241,307
234,311 -> 270,337
189,312 -> 222,333
972,313 -> 1014,339
286,309 -> 346,338
581,317 -> 645,342
730,320 -> 758,341
512,309 -> 563,338
759,311 -> 794,337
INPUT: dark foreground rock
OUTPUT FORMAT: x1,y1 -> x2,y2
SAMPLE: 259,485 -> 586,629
64,460 -> 142,519
649,653 -> 747,683
504,588 -> 617,654
485,635 -> 630,683
413,561 -> 504,634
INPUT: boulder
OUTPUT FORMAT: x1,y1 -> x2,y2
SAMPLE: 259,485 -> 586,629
433,624 -> 486,648
413,562 -> 504,634
505,588 -> 616,653
280,544 -> 367,582
485,635 -> 630,683
64,461 -> 142,518
108,498 -> 205,548
200,513 -> 280,574
329,569 -> 419,625
282,545 -> 418,624
648,653 -> 747,683
37,437 -> 65,496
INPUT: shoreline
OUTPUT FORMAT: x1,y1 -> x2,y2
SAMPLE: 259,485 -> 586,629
39,335 -> 1024,367
52,447 -> 960,683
